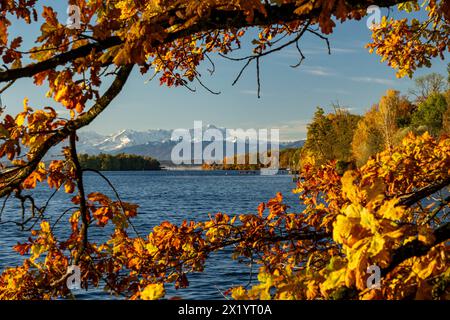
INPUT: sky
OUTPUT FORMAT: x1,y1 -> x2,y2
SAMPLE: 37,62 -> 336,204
2,1 -> 449,141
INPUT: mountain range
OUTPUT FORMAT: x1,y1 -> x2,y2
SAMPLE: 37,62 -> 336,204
72,125 -> 305,162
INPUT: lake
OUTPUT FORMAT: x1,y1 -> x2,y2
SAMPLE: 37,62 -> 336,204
0,170 -> 303,299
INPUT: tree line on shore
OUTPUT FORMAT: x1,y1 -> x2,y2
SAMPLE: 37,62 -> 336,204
201,150 -> 301,171
78,153 -> 161,171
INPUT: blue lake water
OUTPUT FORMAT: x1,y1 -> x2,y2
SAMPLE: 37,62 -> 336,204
0,170 -> 303,299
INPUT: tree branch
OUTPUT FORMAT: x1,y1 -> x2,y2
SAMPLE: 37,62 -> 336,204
0,1 -> 406,83
0,64 -> 134,198
382,221 -> 449,277
69,132 -> 89,263
398,177 -> 450,207
0,37 -> 122,83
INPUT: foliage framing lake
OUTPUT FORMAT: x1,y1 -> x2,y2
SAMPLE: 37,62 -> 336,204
0,170 -> 302,300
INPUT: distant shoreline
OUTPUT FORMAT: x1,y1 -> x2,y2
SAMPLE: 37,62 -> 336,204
83,168 -> 292,175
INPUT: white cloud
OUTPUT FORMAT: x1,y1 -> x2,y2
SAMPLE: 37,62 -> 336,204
275,120 -> 309,140
240,89 -> 259,95
301,66 -> 336,77
349,76 -> 395,86
332,47 -> 359,54
236,120 -> 309,141
281,46 -> 358,57
239,89 -> 273,97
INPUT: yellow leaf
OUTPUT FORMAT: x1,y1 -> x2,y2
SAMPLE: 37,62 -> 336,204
16,113 -> 26,126
348,243 -> 368,270
362,178 -> 385,203
146,243 -> 158,255
259,287 -> 271,300
341,171 -> 360,203
344,203 -> 362,218
40,221 -> 50,233
333,215 -> 352,244
368,234 -> 385,256
257,271 -> 273,288
64,182 -> 74,194
360,208 -> 378,233
31,244 -> 45,261
141,283 -> 165,300
306,281 -> 318,299
23,98 -> 30,111
379,198 -> 404,220
320,268 -> 346,293
231,286 -> 247,300
413,259 -> 437,280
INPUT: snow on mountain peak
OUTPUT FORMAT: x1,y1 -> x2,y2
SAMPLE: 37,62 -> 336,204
75,126 -> 305,156
87,128 -> 173,152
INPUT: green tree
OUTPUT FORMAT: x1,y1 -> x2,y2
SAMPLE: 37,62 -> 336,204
303,107 -> 332,163
279,148 -> 302,170
443,90 -> 450,134
78,153 -> 161,171
412,93 -> 448,136
447,63 -> 450,89
303,107 -> 360,167
330,107 -> 363,162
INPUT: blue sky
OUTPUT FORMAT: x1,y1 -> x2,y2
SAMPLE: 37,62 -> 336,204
2,2 -> 449,140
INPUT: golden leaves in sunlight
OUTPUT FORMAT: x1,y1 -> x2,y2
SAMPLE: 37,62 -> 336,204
367,1 -> 450,78
140,283 -> 165,300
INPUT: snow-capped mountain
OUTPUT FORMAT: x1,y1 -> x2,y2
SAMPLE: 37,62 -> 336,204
85,129 -> 173,152
75,125 -> 305,161
77,125 -> 224,153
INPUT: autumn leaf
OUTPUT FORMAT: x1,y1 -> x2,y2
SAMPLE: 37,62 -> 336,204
140,283 -> 165,300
